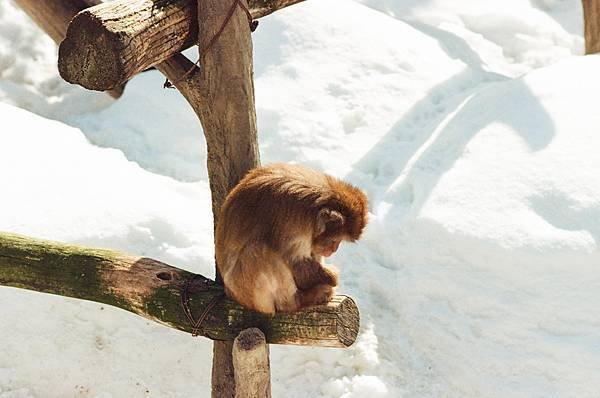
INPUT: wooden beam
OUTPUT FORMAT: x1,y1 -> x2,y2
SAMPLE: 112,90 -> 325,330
0,231 -> 360,348
191,1 -> 262,395
583,0 -> 600,54
233,328 -> 271,398
12,0 -> 124,98
57,0 -> 306,91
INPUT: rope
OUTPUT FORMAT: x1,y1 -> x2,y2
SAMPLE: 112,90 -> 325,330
164,0 -> 258,89
181,274 -> 224,337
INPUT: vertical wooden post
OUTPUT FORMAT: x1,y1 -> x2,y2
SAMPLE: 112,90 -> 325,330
192,1 -> 260,397
160,1 -> 260,391
233,328 -> 271,398
195,1 -> 260,223
583,0 -> 600,54
11,0 -> 123,98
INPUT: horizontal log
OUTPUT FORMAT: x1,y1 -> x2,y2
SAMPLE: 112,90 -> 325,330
0,231 -> 359,348
58,0 -> 305,91
12,0 -> 124,99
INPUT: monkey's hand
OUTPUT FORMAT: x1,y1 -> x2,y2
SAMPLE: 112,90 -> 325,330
296,284 -> 335,309
291,257 -> 339,290
322,264 -> 339,286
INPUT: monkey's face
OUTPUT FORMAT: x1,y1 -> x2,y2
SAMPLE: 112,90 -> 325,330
312,235 -> 346,258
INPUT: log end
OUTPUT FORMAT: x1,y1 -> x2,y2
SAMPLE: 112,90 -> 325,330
234,327 -> 267,351
257,295 -> 360,348
336,295 -> 360,347
58,10 -> 123,91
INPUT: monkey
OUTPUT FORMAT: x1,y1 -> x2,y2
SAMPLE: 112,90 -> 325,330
215,163 -> 368,314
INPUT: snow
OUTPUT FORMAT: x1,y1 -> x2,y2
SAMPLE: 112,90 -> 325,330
0,0 -> 598,396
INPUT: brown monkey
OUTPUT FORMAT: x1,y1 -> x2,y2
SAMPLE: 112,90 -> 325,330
215,163 -> 368,314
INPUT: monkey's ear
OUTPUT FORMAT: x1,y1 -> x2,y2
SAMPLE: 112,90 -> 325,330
316,208 -> 345,235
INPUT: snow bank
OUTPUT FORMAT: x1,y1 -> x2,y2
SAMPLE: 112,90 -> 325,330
358,54 -> 600,397
356,0 -> 584,76
1,0 -> 599,396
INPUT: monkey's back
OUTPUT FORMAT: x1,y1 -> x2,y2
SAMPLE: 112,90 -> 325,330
218,164 -> 328,242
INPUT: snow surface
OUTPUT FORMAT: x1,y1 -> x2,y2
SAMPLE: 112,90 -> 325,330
1,0 -> 598,397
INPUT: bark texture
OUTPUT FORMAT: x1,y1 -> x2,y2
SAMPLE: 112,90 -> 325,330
194,0 -> 261,223
233,328 -> 271,398
12,0 -> 124,98
0,231 -> 360,347
584,0 -> 600,54
192,2 -> 261,396
58,0 -> 305,91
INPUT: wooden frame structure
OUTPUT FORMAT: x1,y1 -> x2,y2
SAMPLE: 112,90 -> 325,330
6,0 -> 360,397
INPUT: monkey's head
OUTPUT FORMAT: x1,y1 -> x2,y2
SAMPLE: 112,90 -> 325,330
312,184 -> 369,258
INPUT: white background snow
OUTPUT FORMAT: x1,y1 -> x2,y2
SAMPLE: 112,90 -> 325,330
0,0 -> 598,396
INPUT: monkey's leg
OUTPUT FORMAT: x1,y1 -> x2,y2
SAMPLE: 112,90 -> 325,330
291,257 -> 338,290
295,284 -> 335,309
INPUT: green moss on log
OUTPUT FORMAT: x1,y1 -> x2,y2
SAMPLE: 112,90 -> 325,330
0,233 -> 130,309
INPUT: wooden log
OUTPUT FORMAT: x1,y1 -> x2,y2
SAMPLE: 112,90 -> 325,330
57,0 -> 306,91
12,0 -> 124,99
192,0 -> 264,395
583,0 -> 600,54
0,231 -> 359,347
233,328 -> 271,398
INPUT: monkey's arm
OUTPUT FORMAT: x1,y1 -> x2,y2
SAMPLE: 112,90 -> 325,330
291,257 -> 338,290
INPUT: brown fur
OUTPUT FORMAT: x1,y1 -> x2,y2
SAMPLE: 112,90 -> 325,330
215,163 -> 369,314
